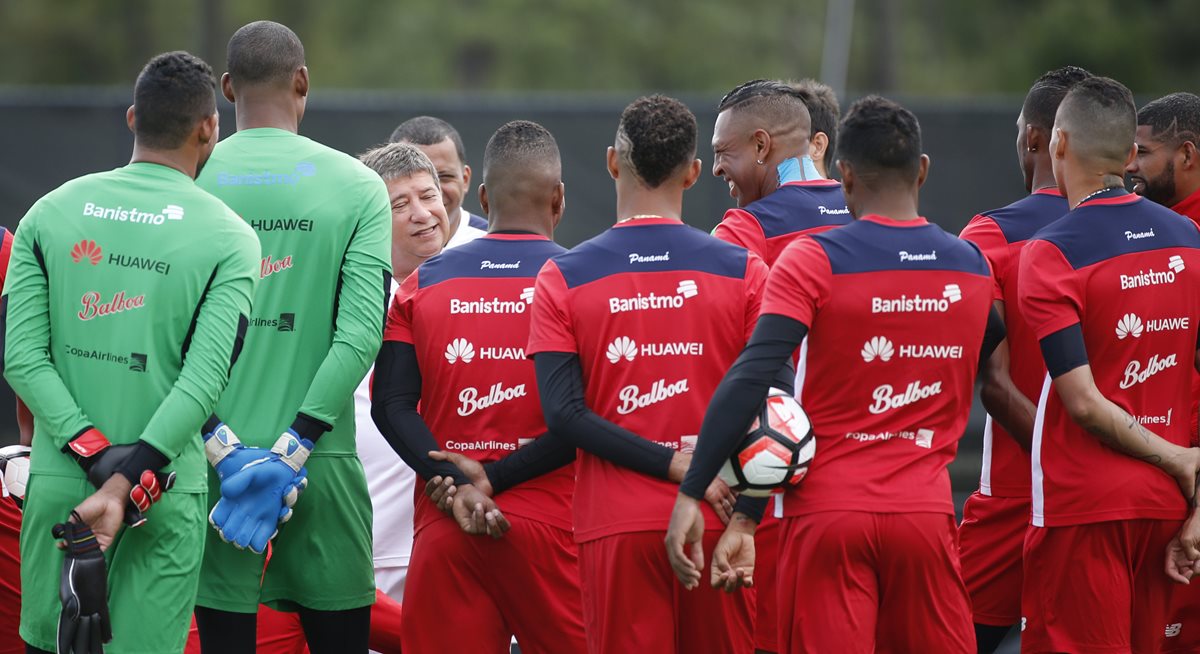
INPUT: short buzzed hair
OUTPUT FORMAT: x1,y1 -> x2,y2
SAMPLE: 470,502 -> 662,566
226,21 -> 305,87
483,120 -> 561,186
785,79 -> 840,170
1056,76 -> 1136,168
1022,65 -> 1092,130
359,142 -> 440,187
837,95 -> 922,184
1138,92 -> 1200,147
617,95 -> 697,189
389,116 -> 468,166
717,79 -> 812,137
133,51 -> 217,150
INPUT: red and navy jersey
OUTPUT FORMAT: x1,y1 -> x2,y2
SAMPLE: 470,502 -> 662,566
1172,188 -> 1200,444
959,189 -> 1068,498
384,233 -> 572,533
527,217 -> 768,542
1019,188 -> 1200,527
714,180 -> 850,266
763,215 -> 993,516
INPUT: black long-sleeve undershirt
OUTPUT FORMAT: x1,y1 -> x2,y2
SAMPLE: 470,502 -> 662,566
482,430 -> 577,494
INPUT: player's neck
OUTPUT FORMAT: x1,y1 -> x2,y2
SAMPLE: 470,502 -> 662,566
851,189 -> 920,222
234,100 -> 300,134
488,211 -> 552,238
1030,162 -> 1057,194
129,147 -> 196,179
615,184 -> 683,223
1066,171 -> 1126,209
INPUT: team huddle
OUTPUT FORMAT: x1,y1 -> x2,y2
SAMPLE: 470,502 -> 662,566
2,16 -> 1200,654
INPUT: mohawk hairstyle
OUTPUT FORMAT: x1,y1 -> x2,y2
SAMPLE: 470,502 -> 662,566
616,95 -> 697,189
1138,92 -> 1200,147
133,51 -> 217,150
1022,65 -> 1092,130
784,78 -> 840,170
1057,76 -> 1136,167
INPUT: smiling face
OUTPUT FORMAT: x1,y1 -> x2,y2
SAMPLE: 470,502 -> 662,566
1127,124 -> 1179,205
415,137 -> 469,219
711,109 -> 765,207
386,171 -> 449,275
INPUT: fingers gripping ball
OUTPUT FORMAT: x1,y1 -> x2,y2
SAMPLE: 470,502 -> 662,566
0,445 -> 31,510
718,388 -> 816,497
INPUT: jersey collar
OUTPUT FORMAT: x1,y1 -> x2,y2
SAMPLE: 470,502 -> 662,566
612,216 -> 683,228
781,179 -> 842,188
485,232 -> 551,241
1076,187 -> 1138,208
126,161 -> 192,182
1033,187 -> 1064,197
859,214 -> 929,227
1172,187 -> 1200,223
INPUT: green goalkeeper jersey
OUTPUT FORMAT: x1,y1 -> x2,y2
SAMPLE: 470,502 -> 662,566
3,162 -> 261,493
197,128 -> 392,455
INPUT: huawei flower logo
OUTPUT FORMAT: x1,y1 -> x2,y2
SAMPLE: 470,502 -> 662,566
1115,313 -> 1143,340
71,240 -> 102,265
606,336 -> 637,364
861,336 -> 894,363
444,338 -> 475,364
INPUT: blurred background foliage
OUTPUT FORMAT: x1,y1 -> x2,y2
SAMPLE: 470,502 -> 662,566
0,0 -> 1194,95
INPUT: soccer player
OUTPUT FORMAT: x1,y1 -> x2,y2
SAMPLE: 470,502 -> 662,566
785,78 -> 840,178
526,95 -> 765,654
192,22 -> 391,654
955,65 -> 1091,652
1016,76 -> 1200,654
668,95 -> 1004,653
390,115 -> 490,238
1126,92 -> 1200,653
0,225 -> 27,654
4,51 -> 259,653
371,121 -> 584,653
711,79 -> 850,267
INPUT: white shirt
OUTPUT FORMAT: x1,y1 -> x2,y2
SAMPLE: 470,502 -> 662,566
355,218 -> 486,575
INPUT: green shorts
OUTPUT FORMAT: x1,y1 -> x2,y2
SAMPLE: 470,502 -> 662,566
19,473 -> 206,654
195,454 -> 375,613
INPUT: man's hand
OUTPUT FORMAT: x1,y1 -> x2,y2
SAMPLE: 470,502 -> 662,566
665,493 -> 706,590
428,450 -> 493,496
705,476 -> 736,525
711,513 -> 757,593
53,519 -> 112,653
449,484 -> 510,539
1162,446 -> 1200,503
70,475 -> 132,551
424,476 -> 457,515
210,461 -> 308,554
1167,510 -> 1200,584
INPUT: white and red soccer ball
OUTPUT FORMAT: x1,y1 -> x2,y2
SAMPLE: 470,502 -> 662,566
719,388 -> 816,497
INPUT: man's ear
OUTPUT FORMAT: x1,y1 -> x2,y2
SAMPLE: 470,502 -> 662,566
294,66 -> 309,98
1026,123 -> 1045,152
462,163 -> 472,188
197,112 -> 219,146
221,73 -> 235,103
551,182 -> 565,229
478,183 -> 489,217
837,159 -> 853,194
753,128 -> 772,163
606,146 -> 620,180
916,154 -> 931,189
1180,141 -> 1198,171
126,105 -> 136,134
681,159 -> 703,190
809,132 -> 828,164
1054,128 -> 1069,162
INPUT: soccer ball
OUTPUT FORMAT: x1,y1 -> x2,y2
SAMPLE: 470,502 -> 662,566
0,445 -> 31,509
718,388 -> 816,497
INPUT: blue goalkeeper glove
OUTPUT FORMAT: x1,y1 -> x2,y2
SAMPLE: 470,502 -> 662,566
209,430 -> 311,553
203,421 -> 273,480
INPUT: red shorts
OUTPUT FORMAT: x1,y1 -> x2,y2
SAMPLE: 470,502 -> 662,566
402,515 -> 584,654
0,497 -> 21,654
777,511 -> 974,654
957,492 -> 1028,626
1021,519 -> 1178,654
183,589 -> 402,654
1164,583 -> 1200,653
579,530 -> 755,654
755,510 -> 780,652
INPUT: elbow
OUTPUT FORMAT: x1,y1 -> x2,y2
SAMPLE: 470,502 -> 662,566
369,396 -> 390,433
1062,394 -> 1102,433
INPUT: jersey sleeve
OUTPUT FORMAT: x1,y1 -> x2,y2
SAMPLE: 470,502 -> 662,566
137,218 -> 260,459
959,215 -> 1007,301
713,208 -> 768,261
761,236 -> 832,327
2,203 -> 93,447
382,270 -> 418,345
1017,239 -> 1083,341
296,175 -> 393,430
743,252 -> 769,342
526,260 -> 577,355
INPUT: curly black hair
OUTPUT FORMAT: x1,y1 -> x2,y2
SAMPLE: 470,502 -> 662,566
836,95 -> 922,181
484,120 -> 560,183
1138,92 -> 1200,146
616,95 -> 697,189
1022,65 -> 1092,130
133,51 -> 217,150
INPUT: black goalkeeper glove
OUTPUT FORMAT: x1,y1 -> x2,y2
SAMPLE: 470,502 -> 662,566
53,517 -> 112,653
64,428 -> 175,528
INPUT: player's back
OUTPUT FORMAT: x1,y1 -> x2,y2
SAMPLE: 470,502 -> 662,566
771,215 -> 994,517
197,128 -> 390,453
530,217 -> 766,541
715,180 -> 850,266
960,189 -> 1067,497
1021,189 -> 1200,527
12,162 -> 258,490
388,233 -> 571,533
